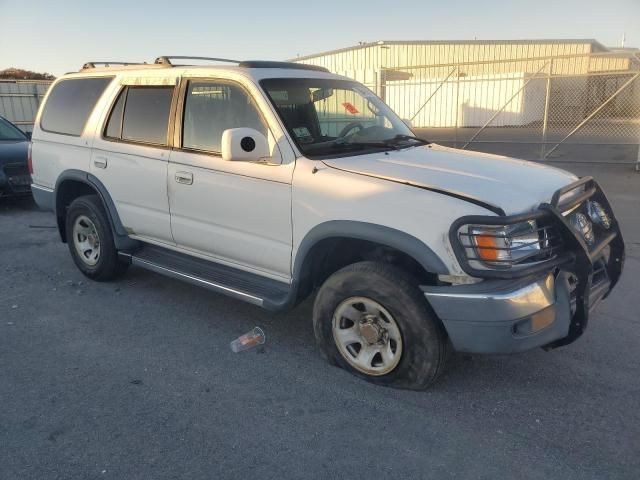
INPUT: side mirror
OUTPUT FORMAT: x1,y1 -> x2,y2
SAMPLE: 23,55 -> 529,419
402,118 -> 413,129
24,131 -> 32,140
221,128 -> 270,162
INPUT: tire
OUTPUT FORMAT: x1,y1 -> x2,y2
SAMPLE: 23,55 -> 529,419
313,261 -> 448,390
65,194 -> 128,281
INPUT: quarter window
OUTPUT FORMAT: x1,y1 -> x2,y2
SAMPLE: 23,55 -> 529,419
182,81 -> 267,153
40,77 -> 112,136
105,88 -> 126,138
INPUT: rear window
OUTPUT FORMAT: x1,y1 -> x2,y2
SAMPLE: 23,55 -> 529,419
105,86 -> 173,145
0,116 -> 27,141
40,77 -> 112,136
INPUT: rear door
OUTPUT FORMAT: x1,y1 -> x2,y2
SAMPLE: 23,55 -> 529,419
91,80 -> 177,244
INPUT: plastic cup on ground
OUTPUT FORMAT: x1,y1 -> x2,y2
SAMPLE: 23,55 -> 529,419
230,327 -> 266,353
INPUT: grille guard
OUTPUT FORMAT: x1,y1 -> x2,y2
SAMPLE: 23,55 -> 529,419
449,176 -> 625,347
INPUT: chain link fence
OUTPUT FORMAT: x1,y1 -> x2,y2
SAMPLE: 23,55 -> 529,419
359,52 -> 640,168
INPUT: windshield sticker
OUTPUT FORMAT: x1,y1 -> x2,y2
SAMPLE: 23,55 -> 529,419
342,102 -> 360,115
269,90 -> 289,101
293,126 -> 312,138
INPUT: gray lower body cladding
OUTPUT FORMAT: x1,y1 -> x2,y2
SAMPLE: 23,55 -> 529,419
422,271 -> 611,354
31,184 -> 54,209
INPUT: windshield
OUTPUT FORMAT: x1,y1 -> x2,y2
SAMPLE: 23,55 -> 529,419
0,117 -> 27,141
261,78 -> 421,158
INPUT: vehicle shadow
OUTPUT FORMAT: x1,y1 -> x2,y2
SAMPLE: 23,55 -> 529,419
0,194 -> 36,213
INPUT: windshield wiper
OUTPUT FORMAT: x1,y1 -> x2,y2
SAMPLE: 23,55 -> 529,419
384,134 -> 431,146
331,141 -> 398,151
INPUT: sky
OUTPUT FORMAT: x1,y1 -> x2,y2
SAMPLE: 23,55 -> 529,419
1,0 -> 639,76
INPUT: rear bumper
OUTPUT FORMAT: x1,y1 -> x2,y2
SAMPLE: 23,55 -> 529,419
0,165 -> 31,197
422,273 -> 574,353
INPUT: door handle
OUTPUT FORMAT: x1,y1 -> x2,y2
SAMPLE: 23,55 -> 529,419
175,171 -> 193,185
94,156 -> 108,169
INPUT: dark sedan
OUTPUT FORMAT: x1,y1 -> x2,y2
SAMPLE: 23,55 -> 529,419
0,115 -> 31,198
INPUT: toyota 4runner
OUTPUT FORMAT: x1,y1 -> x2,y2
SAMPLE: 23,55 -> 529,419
30,57 -> 625,389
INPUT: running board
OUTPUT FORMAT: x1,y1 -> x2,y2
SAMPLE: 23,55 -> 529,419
119,244 -> 290,309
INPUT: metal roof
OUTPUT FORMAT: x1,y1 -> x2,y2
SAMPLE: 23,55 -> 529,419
291,38 -> 610,62
0,80 -> 52,133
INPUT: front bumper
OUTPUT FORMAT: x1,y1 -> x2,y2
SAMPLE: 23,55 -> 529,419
424,177 -> 624,354
423,272 -> 574,353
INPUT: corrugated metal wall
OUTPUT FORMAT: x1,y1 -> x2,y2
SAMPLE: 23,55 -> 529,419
293,40 -> 598,71
0,80 -> 52,133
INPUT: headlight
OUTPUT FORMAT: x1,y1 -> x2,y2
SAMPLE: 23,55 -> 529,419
467,220 -> 544,267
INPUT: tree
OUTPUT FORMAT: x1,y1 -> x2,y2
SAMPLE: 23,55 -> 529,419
0,68 -> 55,80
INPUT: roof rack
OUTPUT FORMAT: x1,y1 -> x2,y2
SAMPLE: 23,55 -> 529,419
238,61 -> 330,73
153,56 -> 330,73
82,61 -> 144,70
154,56 -> 240,66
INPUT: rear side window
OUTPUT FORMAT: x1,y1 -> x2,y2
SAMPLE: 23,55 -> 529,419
105,86 -> 173,145
40,77 -> 112,136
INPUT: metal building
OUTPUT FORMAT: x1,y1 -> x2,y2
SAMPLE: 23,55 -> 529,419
292,39 -> 613,80
0,80 -> 52,133
292,40 -> 640,164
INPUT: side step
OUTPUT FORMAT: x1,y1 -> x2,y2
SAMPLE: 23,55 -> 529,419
119,244 -> 291,309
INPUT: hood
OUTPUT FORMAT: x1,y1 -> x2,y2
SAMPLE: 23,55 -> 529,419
0,140 -> 29,166
322,144 -> 577,215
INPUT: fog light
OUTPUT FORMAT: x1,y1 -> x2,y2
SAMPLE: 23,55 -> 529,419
569,212 -> 595,245
531,307 -> 555,332
587,201 -> 611,230
513,306 -> 555,336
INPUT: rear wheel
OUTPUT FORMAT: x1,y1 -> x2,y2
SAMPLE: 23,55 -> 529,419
65,195 -> 128,281
313,261 -> 448,390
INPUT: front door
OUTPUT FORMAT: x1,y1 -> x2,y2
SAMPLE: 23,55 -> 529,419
168,79 -> 293,281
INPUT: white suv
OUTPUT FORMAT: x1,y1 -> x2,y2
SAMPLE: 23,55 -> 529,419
30,57 -> 625,389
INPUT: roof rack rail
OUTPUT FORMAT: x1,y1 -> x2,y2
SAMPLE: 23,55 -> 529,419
238,60 -> 330,73
238,61 -> 330,73
154,56 -> 240,66
82,61 -> 144,70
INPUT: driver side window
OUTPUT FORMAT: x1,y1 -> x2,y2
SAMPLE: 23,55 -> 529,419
182,80 -> 267,153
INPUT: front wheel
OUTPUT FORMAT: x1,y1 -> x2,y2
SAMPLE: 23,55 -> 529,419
313,261 -> 449,390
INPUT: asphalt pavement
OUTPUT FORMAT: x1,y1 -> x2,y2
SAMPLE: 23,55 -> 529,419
1,162 -> 639,479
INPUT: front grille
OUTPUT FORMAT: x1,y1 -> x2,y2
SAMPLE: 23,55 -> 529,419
450,176 -> 623,286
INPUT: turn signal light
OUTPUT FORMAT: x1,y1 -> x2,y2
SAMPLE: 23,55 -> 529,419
27,142 -> 33,175
473,234 -> 501,262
